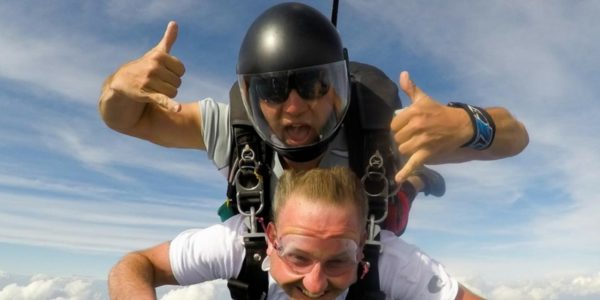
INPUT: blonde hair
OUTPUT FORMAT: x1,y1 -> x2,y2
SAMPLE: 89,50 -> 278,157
272,166 -> 368,225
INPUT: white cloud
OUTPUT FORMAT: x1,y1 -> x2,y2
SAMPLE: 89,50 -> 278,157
104,0 -> 222,24
0,273 -> 106,300
0,183 -> 221,254
0,271 -> 231,300
106,0 -> 197,21
159,281 -> 230,300
0,1 -> 231,108
2,271 -> 600,300
0,90 -> 226,190
467,272 -> 600,300
0,25 -> 110,105
340,1 -> 600,286
36,118 -> 224,186
1,0 -> 599,291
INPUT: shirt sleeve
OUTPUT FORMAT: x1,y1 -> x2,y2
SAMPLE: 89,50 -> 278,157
199,98 -> 232,177
169,215 -> 246,285
378,231 -> 459,300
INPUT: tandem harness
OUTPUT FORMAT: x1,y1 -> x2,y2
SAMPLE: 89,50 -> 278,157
224,61 -> 403,300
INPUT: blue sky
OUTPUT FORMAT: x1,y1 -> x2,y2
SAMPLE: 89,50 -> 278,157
1,0 -> 600,299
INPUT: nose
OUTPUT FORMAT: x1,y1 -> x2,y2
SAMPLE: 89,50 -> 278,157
302,263 -> 328,296
283,89 -> 308,115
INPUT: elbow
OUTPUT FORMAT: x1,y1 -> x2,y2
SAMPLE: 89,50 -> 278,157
107,257 -> 128,299
508,121 -> 529,157
107,251 -> 160,299
97,87 -> 146,136
490,125 -> 528,160
490,107 -> 530,158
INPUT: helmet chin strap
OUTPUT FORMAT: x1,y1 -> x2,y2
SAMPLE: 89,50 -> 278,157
275,136 -> 331,163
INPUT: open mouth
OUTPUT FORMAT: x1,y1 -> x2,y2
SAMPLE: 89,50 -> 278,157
284,124 -> 314,146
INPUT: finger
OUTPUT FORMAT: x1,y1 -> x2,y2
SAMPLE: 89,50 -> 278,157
392,125 -> 414,152
390,106 -> 410,132
146,91 -> 181,112
156,21 -> 178,53
395,151 -> 427,184
399,71 -> 427,104
163,55 -> 186,77
144,78 -> 179,98
154,65 -> 183,90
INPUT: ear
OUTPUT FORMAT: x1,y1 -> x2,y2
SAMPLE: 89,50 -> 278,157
266,222 -> 277,255
357,230 -> 368,261
360,230 -> 368,246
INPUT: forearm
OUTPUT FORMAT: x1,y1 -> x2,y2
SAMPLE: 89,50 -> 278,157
98,72 -> 148,133
429,106 -> 529,163
108,252 -> 160,300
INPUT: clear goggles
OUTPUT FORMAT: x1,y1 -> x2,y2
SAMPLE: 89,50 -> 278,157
271,233 -> 360,277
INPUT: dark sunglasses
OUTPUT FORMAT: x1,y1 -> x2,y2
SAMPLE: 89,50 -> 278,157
251,69 -> 331,104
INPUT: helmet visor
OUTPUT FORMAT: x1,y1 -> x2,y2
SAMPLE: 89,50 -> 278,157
238,61 -> 349,150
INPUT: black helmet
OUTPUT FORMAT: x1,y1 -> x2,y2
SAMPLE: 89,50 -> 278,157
237,2 -> 350,162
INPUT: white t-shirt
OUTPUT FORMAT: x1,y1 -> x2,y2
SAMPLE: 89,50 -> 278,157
170,215 -> 458,300
185,98 -> 459,299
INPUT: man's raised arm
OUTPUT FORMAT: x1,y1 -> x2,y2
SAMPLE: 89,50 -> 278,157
98,21 -> 204,149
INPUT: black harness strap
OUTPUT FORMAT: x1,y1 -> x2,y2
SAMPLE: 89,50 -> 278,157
226,81 -> 272,300
346,244 -> 386,300
345,62 -> 402,300
346,61 -> 402,185
227,235 -> 269,300
226,62 -> 401,300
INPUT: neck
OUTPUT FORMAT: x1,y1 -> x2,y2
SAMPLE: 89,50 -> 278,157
282,156 -> 321,171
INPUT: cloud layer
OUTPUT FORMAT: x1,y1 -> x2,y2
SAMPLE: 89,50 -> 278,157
2,271 -> 600,300
0,1 -> 599,299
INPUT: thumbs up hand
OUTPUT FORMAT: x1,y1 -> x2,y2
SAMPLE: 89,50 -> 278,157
391,71 -> 473,183
109,21 -> 185,112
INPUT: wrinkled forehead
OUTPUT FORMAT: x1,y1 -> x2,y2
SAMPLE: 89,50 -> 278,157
275,196 -> 365,240
278,233 -> 359,258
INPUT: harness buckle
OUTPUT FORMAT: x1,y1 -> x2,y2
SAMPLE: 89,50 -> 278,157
234,145 -> 266,234
365,215 -> 383,253
361,150 -> 389,224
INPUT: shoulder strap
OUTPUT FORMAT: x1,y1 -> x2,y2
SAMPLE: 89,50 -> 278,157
226,81 -> 273,219
226,61 -> 402,299
345,61 -> 401,182
346,244 -> 386,300
345,61 -> 402,300
345,61 -> 401,219
226,81 -> 272,300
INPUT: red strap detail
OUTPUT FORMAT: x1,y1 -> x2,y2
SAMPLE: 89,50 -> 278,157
382,190 -> 412,236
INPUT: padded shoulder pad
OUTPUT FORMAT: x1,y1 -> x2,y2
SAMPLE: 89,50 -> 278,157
229,81 -> 252,126
349,61 -> 402,129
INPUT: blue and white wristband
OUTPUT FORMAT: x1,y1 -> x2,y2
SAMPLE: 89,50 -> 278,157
448,102 -> 496,150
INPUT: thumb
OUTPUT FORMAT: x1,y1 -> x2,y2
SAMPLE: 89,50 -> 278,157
399,71 -> 426,104
156,21 -> 178,53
